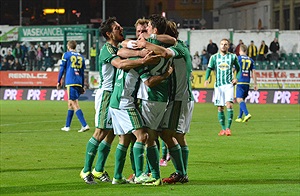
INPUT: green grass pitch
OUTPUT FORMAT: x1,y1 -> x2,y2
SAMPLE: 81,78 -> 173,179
0,100 -> 299,195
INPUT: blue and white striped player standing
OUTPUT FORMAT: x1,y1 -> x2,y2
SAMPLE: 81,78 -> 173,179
57,40 -> 90,133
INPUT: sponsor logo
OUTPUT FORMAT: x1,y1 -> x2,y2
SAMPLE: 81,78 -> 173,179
218,63 -> 229,70
8,73 -> 48,79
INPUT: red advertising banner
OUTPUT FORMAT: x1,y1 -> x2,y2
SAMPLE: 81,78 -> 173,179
0,71 -> 58,87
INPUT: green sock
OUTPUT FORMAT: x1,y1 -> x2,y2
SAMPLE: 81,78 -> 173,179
114,144 -> 128,180
129,144 -> 136,175
161,141 -> 168,160
218,111 -> 226,130
181,146 -> 189,173
133,142 -> 145,177
94,140 -> 111,172
144,158 -> 151,174
146,145 -> 160,179
169,144 -> 186,176
227,108 -> 233,129
83,137 -> 99,173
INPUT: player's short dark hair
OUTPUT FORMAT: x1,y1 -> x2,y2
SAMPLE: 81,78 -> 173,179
148,14 -> 167,34
100,17 -> 117,40
67,40 -> 77,50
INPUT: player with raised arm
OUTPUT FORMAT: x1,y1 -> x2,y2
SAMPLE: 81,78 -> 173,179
80,17 -> 159,185
79,17 -> 124,184
135,14 -> 190,185
136,20 -> 193,184
57,40 -> 89,133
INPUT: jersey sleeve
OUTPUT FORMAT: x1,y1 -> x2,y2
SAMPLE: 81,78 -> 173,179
207,54 -> 215,70
250,58 -> 255,70
81,56 -> 86,86
233,55 -> 241,79
139,68 -> 151,82
57,52 -> 68,83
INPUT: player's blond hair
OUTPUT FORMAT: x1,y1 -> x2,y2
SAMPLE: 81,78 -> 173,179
67,40 -> 77,50
135,18 -> 149,28
240,44 -> 247,52
220,38 -> 230,44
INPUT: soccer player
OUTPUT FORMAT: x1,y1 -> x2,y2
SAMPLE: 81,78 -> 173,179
119,18 -> 153,182
235,44 -> 257,123
136,14 -> 172,185
204,38 -> 241,136
109,52 -> 171,185
57,40 -> 90,133
161,21 -> 194,183
118,17 -> 174,184
79,17 -> 123,185
137,20 -> 193,184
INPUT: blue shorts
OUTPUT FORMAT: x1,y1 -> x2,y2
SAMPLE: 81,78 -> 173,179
236,84 -> 249,99
67,86 -> 83,100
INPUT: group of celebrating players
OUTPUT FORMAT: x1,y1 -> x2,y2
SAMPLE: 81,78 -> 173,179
57,13 -> 256,186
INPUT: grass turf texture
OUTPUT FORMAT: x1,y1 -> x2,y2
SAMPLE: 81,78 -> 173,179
0,100 -> 299,195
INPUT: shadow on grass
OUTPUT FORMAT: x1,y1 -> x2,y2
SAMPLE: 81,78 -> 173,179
0,167 -> 80,173
1,179 -> 299,194
0,182 -> 120,194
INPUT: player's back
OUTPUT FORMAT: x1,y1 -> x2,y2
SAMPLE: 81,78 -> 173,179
171,40 -> 193,101
62,51 -> 85,86
238,55 -> 255,84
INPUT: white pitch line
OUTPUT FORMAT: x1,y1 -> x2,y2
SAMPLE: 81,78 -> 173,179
0,120 -> 64,127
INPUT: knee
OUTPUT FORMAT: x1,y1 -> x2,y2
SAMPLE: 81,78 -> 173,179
226,102 -> 233,109
135,131 -> 148,144
140,132 -> 148,143
236,98 -> 243,103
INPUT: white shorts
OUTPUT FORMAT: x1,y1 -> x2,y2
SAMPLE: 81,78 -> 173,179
140,100 -> 167,130
95,89 -> 112,129
213,84 -> 234,106
160,100 -> 194,134
110,107 -> 144,135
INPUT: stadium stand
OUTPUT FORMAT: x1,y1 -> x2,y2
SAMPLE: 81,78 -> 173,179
53,67 -> 60,72
268,61 -> 276,70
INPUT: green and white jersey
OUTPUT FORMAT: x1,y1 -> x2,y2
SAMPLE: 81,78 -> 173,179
169,40 -> 194,101
109,60 -> 146,110
137,39 -> 171,102
98,42 -> 119,91
137,57 -> 171,102
208,52 -> 239,87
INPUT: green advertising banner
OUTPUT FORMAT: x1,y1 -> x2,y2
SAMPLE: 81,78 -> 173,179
18,25 -> 87,42
0,26 -> 18,42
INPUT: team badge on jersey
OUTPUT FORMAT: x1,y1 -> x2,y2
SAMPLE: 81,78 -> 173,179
218,63 -> 229,71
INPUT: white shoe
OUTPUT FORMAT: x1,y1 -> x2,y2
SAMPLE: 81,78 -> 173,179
78,125 -> 90,132
61,126 -> 70,132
